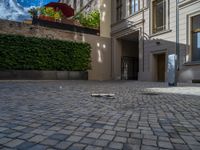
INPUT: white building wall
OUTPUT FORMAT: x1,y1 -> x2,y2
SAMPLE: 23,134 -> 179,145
178,0 -> 200,82
111,0 -> 200,82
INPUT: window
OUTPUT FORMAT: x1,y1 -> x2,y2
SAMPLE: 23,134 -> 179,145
74,0 -> 77,11
116,0 -> 122,21
80,0 -> 83,8
129,0 -> 139,15
192,15 -> 200,61
152,0 -> 166,33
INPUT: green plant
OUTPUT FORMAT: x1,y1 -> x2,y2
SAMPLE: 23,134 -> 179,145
75,10 -> 100,29
40,7 -> 46,16
54,10 -> 62,20
28,8 -> 39,18
39,7 -> 63,20
45,7 -> 55,17
39,7 -> 55,17
0,34 -> 91,71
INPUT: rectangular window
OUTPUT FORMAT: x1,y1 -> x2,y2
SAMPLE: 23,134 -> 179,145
129,0 -> 139,15
116,0 -> 122,21
152,0 -> 166,33
135,0 -> 139,12
74,0 -> 77,11
192,15 -> 200,61
80,0 -> 83,8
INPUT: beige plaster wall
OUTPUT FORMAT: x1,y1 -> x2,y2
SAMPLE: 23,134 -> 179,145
84,34 -> 112,80
112,38 -> 122,80
100,0 -> 111,38
178,1 -> 200,83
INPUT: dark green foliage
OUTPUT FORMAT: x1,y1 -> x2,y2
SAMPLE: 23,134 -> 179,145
0,34 -> 91,71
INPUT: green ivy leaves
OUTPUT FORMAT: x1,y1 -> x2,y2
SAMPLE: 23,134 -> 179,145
0,34 -> 91,71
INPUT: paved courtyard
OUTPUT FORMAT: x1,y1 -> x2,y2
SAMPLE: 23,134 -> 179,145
0,81 -> 200,150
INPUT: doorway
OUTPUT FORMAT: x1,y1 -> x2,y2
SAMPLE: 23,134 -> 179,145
121,56 -> 138,80
120,31 -> 139,80
156,53 -> 166,82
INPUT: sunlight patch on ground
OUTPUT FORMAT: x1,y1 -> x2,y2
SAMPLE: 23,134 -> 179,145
147,86 -> 200,96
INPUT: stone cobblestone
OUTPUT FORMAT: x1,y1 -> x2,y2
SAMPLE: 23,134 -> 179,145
3,139 -> 24,148
109,142 -> 123,149
28,135 -> 47,143
68,143 -> 86,150
0,81 -> 200,149
40,138 -> 59,146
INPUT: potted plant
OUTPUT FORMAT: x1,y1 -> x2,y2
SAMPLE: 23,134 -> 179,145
54,9 -> 62,22
38,7 -> 55,21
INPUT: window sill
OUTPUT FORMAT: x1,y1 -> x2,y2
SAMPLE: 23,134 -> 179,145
184,61 -> 200,66
149,29 -> 172,37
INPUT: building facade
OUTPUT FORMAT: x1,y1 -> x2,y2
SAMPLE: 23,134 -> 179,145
111,0 -> 200,83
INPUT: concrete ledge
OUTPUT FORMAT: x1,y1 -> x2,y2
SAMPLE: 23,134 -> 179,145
0,70 -> 88,80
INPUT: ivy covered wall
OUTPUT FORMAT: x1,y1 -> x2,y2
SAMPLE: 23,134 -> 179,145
0,34 -> 91,71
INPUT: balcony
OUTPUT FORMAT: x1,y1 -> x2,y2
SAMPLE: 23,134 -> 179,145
29,0 -> 100,35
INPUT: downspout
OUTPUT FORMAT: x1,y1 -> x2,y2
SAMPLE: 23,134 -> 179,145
142,0 -> 145,72
111,38 -> 113,79
175,0 -> 179,83
176,0 -> 179,70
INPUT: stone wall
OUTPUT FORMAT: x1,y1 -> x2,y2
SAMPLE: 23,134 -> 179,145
0,19 -> 82,41
0,19 -> 112,80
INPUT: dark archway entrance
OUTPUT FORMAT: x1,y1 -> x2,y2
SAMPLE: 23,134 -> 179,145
120,31 -> 139,80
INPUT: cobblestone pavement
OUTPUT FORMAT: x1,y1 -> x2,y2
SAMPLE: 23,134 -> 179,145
0,81 -> 200,150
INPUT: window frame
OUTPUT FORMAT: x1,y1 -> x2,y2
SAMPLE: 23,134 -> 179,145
152,0 -> 167,33
186,12 -> 200,63
191,15 -> 200,61
80,0 -> 83,8
74,0 -> 77,11
129,0 -> 140,15
116,0 -> 123,21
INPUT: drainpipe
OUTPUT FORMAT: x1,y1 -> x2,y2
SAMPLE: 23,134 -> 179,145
175,0 -> 179,85
142,0 -> 145,72
168,0 -> 179,86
